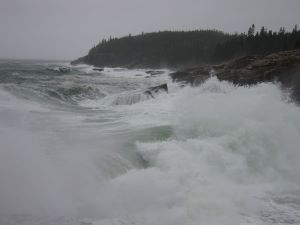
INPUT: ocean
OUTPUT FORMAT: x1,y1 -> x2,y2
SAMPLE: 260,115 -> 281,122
0,59 -> 299,225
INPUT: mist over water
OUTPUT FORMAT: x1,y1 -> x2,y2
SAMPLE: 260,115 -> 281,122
0,60 -> 299,225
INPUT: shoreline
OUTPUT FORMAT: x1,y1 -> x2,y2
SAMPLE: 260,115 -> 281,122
170,49 -> 300,102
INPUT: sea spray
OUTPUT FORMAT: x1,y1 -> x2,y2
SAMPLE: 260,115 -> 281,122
135,77 -> 300,225
0,60 -> 299,225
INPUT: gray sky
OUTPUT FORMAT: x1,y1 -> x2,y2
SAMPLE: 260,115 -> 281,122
0,0 -> 299,60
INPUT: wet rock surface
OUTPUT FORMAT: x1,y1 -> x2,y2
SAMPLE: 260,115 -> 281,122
170,50 -> 300,102
144,83 -> 168,98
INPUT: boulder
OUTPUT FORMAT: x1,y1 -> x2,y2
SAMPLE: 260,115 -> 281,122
93,68 -> 104,72
58,67 -> 71,73
144,83 -> 168,98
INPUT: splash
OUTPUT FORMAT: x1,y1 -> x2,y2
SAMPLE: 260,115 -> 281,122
0,61 -> 299,225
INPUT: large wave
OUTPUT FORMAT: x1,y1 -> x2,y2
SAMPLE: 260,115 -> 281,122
135,77 -> 300,225
0,62 -> 299,225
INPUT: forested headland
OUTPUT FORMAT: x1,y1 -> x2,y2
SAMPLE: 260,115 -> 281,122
72,25 -> 300,68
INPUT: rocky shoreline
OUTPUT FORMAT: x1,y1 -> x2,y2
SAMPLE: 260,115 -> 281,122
170,49 -> 300,102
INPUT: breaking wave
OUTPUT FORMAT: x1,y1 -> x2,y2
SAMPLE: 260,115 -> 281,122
0,60 -> 299,225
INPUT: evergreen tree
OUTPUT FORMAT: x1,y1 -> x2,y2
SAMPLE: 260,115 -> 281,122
248,24 -> 255,37
78,25 -> 300,67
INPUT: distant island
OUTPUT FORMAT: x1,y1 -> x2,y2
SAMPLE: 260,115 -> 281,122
72,25 -> 300,68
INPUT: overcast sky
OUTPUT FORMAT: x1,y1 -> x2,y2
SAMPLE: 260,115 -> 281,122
0,0 -> 299,60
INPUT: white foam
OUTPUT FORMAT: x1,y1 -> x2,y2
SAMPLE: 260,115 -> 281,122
133,77 -> 300,224
1,76 -> 300,225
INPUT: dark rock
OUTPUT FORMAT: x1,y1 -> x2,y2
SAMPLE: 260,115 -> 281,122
144,83 -> 168,98
169,66 -> 211,85
215,50 -> 300,88
169,71 -> 191,82
148,83 -> 168,93
58,67 -> 71,73
93,68 -> 104,72
144,90 -> 154,98
170,50 -> 300,102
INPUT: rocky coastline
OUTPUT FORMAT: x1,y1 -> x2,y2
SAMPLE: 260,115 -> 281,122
170,49 -> 300,102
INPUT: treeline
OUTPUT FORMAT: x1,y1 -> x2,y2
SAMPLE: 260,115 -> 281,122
76,25 -> 300,68
83,30 -> 232,67
214,24 -> 300,61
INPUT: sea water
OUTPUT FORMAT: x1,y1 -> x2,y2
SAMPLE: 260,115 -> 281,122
0,60 -> 299,225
